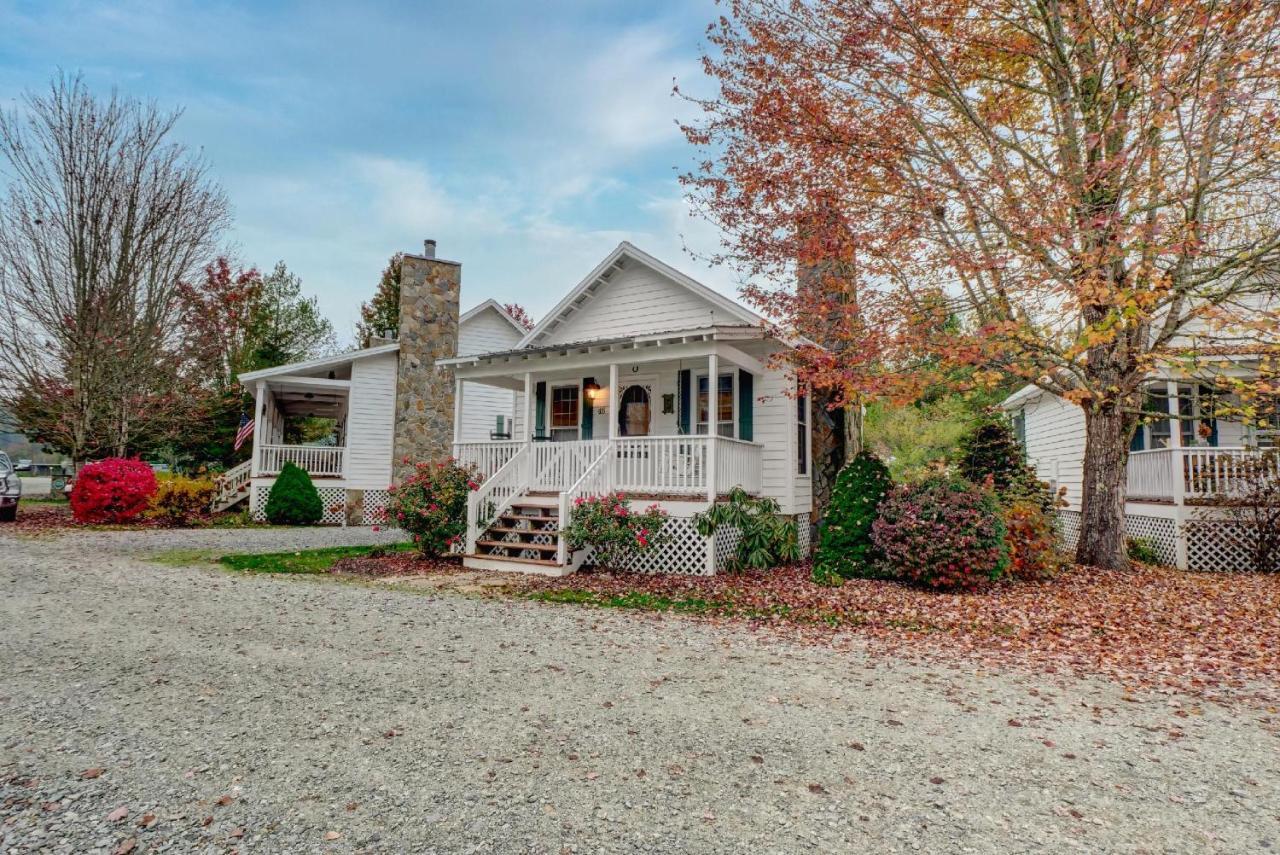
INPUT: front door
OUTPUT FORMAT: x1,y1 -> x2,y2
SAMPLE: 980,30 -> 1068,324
618,379 -> 654,437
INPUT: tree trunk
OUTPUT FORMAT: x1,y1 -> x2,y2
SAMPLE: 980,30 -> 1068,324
1077,403 -> 1133,569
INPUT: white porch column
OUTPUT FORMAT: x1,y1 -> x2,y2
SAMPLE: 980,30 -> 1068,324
523,372 -> 534,442
608,363 -> 619,440
250,381 -> 267,477
453,376 -> 464,446
1166,380 -> 1189,569
706,352 -> 719,503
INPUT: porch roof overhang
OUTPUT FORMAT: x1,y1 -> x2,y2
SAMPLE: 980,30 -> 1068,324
253,375 -> 351,418
437,325 -> 774,383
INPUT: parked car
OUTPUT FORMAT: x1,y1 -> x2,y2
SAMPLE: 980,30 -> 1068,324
0,452 -> 21,522
15,458 -> 32,472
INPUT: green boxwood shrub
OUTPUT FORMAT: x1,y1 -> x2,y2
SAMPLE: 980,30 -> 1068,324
871,476 -> 1010,591
813,452 -> 893,583
264,462 -> 323,525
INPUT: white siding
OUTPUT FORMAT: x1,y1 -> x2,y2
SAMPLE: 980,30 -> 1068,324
344,351 -> 397,490
1017,390 -> 1087,508
750,348 -> 810,515
542,265 -> 744,346
456,306 -> 523,441
459,306 -> 523,356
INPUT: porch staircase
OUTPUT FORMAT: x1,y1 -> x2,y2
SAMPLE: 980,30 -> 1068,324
466,494 -> 568,573
212,459 -> 252,513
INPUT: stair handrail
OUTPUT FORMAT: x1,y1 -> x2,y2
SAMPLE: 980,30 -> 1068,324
556,441 -> 615,565
212,459 -> 252,509
467,444 -> 531,554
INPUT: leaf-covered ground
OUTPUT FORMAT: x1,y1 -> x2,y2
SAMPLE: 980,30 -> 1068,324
336,555 -> 1280,703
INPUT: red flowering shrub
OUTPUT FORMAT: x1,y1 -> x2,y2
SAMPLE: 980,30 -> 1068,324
564,492 -> 669,569
388,458 -> 480,556
871,477 -> 1010,591
1001,498 -> 1067,580
70,458 -> 158,524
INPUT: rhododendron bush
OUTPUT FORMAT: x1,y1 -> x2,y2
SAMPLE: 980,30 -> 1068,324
388,458 -> 480,557
70,458 -> 157,524
564,492 -> 668,570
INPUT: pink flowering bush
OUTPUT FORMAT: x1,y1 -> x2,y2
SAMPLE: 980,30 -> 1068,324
71,458 -> 158,524
563,492 -> 669,570
388,458 -> 481,557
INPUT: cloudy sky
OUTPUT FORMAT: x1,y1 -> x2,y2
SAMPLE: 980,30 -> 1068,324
0,0 -> 738,344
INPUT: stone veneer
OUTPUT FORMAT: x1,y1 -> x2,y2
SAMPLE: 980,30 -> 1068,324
392,245 -> 460,482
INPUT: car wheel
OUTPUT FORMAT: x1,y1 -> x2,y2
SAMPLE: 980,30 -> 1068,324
0,505 -> 15,522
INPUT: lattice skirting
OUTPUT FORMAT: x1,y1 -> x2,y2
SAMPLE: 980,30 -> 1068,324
1055,510 -> 1082,551
1186,521 -> 1278,572
577,517 -> 713,575
795,513 -> 812,556
1123,514 -> 1178,567
251,485 -> 389,526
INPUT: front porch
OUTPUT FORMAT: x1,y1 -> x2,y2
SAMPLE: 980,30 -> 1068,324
443,331 -> 777,574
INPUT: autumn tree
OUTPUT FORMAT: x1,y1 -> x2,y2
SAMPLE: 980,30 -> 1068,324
0,74 -> 229,464
683,0 -> 1280,568
503,303 -> 535,331
355,252 -> 403,347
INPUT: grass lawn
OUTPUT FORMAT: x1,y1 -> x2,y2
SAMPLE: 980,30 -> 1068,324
217,543 -> 416,574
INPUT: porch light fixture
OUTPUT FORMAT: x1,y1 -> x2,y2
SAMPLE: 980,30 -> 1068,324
585,382 -> 605,405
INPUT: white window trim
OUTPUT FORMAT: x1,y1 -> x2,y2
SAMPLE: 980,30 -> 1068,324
548,382 -> 582,440
695,371 -> 737,438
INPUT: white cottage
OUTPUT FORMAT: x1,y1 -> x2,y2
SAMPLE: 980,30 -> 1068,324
1002,358 -> 1278,571
221,241 -> 816,576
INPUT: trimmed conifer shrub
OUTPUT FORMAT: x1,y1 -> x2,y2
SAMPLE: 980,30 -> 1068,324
264,462 -> 323,525
813,451 -> 893,583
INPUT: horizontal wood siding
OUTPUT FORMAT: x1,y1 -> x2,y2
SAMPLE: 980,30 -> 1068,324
752,351 -> 808,514
543,265 -> 743,345
459,306 -> 523,356
345,352 -> 397,489
460,382 -> 515,442
1019,391 -> 1086,508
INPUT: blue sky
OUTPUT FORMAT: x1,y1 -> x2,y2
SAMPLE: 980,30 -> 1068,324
0,0 -> 737,344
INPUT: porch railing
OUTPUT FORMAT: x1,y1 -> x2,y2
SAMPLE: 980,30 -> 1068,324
530,440 -> 610,492
1127,447 -> 1275,501
466,445 -> 530,553
257,444 -> 345,478
453,440 -> 524,479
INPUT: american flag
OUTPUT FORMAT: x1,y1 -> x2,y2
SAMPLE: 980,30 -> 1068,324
233,413 -> 254,451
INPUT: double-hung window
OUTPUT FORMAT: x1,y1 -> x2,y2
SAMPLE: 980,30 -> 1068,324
550,385 -> 580,442
696,373 -> 735,437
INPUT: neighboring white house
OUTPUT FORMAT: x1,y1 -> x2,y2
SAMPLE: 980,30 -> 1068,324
1002,358 -> 1279,571
219,241 -> 816,576
215,299 -> 527,524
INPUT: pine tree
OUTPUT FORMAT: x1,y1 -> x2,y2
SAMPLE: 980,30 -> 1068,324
813,451 -> 892,583
356,253 -> 403,347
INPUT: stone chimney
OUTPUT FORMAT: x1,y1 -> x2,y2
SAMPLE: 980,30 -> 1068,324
392,238 -> 460,481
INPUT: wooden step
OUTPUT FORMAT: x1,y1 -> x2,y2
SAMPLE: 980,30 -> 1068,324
464,553 -> 560,567
477,539 -> 557,553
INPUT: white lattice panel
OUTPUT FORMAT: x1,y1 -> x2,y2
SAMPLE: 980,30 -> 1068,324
361,490 -> 390,526
1186,521 -> 1275,572
713,524 -> 743,571
795,513 -> 812,556
596,517 -> 712,575
1123,514 -> 1178,566
250,484 -> 347,525
1055,510 -> 1082,550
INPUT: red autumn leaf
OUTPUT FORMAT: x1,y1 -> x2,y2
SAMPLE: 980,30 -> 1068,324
106,806 -> 128,822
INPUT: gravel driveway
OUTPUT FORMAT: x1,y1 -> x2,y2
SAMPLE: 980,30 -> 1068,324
1,528 -> 1277,854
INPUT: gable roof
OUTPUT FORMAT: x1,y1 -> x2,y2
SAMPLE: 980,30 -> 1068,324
518,241 -> 764,348
461,298 -> 527,334
237,342 -> 400,384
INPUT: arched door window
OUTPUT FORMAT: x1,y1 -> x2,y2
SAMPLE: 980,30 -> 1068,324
618,385 -> 651,437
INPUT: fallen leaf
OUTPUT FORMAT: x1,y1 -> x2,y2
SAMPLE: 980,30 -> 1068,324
138,813 -> 157,829
750,755 -> 764,764
113,839 -> 136,855
80,767 -> 104,779
849,742 -> 866,751
229,827 -> 244,839
1007,719 -> 1024,727
201,816 -> 213,827
107,806 -> 129,822
929,776 -> 945,785
808,783 -> 827,794
325,830 -> 342,841
345,801 -> 359,812
216,795 -> 234,807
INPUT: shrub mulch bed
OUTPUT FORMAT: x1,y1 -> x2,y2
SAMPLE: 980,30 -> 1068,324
329,552 -> 462,577
335,555 -> 1280,703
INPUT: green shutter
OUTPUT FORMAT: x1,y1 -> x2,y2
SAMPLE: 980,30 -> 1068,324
581,377 -> 594,439
738,370 -> 754,441
678,369 -> 691,434
534,381 -> 546,438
